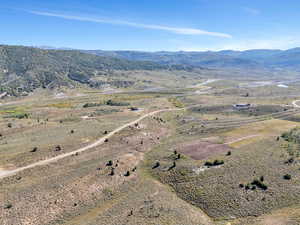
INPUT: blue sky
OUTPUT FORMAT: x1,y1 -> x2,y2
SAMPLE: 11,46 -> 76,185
1,0 -> 300,51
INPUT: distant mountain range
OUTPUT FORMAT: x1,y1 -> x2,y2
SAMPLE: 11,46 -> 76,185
83,48 -> 300,71
1,44 -> 300,96
38,45 -> 300,71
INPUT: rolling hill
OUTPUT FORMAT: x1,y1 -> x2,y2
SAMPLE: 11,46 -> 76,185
2,45 -> 300,96
0,45 -> 192,96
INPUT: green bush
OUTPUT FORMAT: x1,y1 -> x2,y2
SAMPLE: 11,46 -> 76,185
106,99 -> 130,106
281,128 -> 300,143
283,174 -> 291,180
260,176 -> 264,182
4,203 -> 12,209
285,158 -> 294,164
106,160 -> 113,166
204,161 -> 214,167
30,147 -> 38,153
168,161 -> 176,171
152,161 -> 160,169
213,160 -> 224,166
12,112 -> 29,119
129,107 -> 139,111
109,168 -> 115,176
124,171 -> 130,177
251,179 -> 268,190
205,160 -> 224,167
83,103 -> 102,108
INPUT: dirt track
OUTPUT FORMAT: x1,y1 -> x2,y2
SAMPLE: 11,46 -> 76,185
0,107 -> 183,179
2,99 -> 299,180
292,100 -> 300,108
224,134 -> 260,145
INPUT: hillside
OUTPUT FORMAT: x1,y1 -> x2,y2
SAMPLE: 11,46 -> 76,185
84,50 -> 262,69
0,45 -> 191,96
2,45 -> 300,97
85,48 -> 300,71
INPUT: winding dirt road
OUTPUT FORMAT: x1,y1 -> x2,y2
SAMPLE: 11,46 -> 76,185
1,99 -> 300,180
292,100 -> 300,108
0,108 -> 183,179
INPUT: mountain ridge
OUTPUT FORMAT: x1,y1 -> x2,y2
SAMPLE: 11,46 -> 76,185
83,48 -> 300,70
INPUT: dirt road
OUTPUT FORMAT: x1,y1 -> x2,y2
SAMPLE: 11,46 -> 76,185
224,134 -> 260,145
0,108 -> 183,179
2,99 -> 299,179
292,100 -> 300,108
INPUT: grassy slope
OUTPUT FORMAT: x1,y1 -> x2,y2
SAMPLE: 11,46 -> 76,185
143,107 -> 300,223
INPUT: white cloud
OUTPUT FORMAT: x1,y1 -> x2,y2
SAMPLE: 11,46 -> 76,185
28,10 -> 232,38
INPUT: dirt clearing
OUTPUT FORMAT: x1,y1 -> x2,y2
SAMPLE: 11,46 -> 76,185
178,140 -> 231,160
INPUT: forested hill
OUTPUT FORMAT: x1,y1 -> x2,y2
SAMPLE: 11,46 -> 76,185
0,45 -> 191,95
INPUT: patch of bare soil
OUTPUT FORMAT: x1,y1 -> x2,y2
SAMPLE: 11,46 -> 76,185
178,140 -> 231,160
260,216 -> 290,225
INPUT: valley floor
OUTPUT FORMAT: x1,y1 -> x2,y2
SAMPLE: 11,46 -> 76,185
2,79 -> 300,225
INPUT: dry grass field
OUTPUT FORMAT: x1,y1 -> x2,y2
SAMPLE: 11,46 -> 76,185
2,80 -> 300,225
